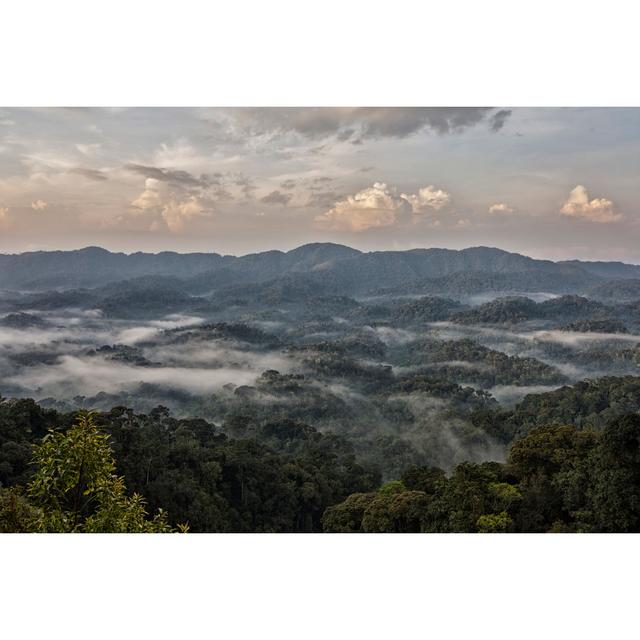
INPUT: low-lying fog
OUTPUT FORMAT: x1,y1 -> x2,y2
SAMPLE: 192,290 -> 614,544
2,290 -> 639,477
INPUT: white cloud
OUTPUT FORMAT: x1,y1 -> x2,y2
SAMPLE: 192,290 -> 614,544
130,178 -> 209,232
161,197 -> 205,232
31,199 -> 48,211
402,185 -> 451,213
314,182 -> 410,231
489,203 -> 515,215
0,207 -> 9,226
313,182 -> 452,232
131,178 -> 163,211
560,185 -> 622,223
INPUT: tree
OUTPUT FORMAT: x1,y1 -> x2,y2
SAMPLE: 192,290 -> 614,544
588,415 -> 640,532
322,493 -> 377,532
23,412 -> 185,533
508,424 -> 598,531
476,512 -> 512,533
0,486 -> 44,533
401,466 -> 446,495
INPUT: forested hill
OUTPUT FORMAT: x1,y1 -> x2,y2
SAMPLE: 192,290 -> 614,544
3,383 -> 640,533
2,243 -> 640,292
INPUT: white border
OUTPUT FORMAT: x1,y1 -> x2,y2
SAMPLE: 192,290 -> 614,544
1,0 -> 639,106
2,533 -> 639,639
2,2 -> 640,638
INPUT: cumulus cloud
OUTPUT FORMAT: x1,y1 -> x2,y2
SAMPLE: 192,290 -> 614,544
489,203 -> 516,215
314,182 -> 411,231
131,178 -> 163,211
314,182 -> 452,231
560,185 -> 622,223
31,199 -> 48,211
130,178 -> 210,232
160,197 -> 205,232
402,185 -> 452,213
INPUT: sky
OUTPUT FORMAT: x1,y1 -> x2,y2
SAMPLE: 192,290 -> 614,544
0,107 -> 638,262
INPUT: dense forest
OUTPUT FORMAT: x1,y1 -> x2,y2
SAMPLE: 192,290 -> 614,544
2,381 -> 640,532
2,243 -> 640,532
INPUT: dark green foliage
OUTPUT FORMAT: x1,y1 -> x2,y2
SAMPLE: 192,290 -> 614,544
327,415 -> 640,533
453,296 -> 540,324
2,412 -> 181,532
507,424 -> 599,531
451,295 -> 614,326
397,338 -> 566,387
391,296 -> 467,325
166,322 -> 277,345
3,393 -> 640,532
96,287 -> 209,319
588,414 -> 640,532
560,318 -> 628,333
0,312 -> 50,329
0,400 -> 378,532
467,376 -> 640,442
322,488 -> 429,533
0,398 -> 68,488
0,487 -> 44,533
509,376 -> 640,433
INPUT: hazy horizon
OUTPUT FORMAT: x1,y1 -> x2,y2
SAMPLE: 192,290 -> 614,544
1,107 -> 639,262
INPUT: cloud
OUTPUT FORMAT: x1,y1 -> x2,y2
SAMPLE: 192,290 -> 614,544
402,185 -> 452,213
280,179 -> 297,190
131,178 -> 163,211
70,167 -> 108,181
0,207 -> 9,227
233,174 -> 256,199
489,109 -> 512,132
489,203 -> 516,215
560,185 -> 622,223
125,163 -> 210,188
223,107 -> 509,142
314,182 -> 411,231
307,190 -> 343,209
75,143 -> 102,157
31,199 -> 48,211
161,197 -> 206,232
130,178 -> 210,232
9,354 -> 259,397
260,190 -> 292,206
314,182 -> 454,231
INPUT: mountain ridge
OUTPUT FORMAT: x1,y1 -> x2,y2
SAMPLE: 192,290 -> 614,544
2,242 -> 640,293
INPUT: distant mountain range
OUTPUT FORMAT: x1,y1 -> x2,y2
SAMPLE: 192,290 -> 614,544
1,243 -> 640,296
